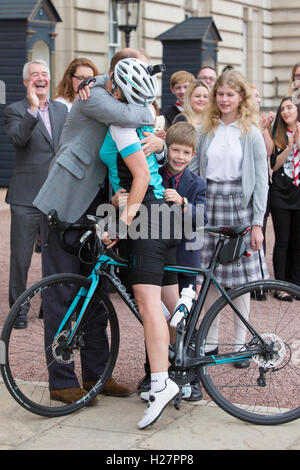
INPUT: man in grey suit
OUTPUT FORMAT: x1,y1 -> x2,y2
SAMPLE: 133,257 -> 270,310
33,48 -> 162,404
4,59 -> 68,328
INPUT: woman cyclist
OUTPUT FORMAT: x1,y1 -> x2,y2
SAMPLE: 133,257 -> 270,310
99,58 -> 181,429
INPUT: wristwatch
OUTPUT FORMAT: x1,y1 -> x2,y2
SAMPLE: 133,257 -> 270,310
181,197 -> 188,211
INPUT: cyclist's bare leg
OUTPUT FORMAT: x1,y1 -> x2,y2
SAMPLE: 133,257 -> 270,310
161,283 -> 179,314
133,284 -> 169,372
134,283 -> 179,429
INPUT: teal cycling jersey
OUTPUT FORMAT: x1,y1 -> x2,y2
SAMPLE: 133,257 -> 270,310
99,124 -> 165,201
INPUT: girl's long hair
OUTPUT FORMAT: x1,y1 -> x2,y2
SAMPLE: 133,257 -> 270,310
274,97 -> 300,150
54,57 -> 99,102
180,80 -> 209,127
201,69 -> 259,135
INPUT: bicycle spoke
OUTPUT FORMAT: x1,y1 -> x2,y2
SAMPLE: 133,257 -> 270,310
1,274 -> 119,417
197,281 -> 300,424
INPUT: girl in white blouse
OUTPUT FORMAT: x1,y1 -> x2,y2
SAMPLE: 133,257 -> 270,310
191,69 -> 269,367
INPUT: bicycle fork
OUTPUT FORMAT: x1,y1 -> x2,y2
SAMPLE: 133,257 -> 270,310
54,271 -> 100,347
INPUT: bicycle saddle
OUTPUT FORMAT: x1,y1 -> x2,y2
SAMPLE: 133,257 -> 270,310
204,224 -> 250,238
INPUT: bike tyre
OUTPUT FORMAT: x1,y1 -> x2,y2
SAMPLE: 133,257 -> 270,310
0,273 -> 120,418
196,279 -> 300,425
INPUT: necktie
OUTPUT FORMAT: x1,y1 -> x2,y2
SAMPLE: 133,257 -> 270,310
293,146 -> 300,187
170,176 -> 176,189
287,129 -> 300,187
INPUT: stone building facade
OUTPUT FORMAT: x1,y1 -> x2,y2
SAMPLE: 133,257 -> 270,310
26,0 -> 300,107
48,0 -> 300,106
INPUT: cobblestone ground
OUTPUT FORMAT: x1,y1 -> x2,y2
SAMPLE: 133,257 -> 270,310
0,189 -> 275,392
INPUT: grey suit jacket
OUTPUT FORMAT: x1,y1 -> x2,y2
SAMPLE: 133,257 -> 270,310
33,75 -> 154,223
189,124 -> 269,226
4,98 -> 68,207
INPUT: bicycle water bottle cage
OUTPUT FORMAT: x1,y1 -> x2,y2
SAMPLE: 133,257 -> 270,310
175,304 -> 188,317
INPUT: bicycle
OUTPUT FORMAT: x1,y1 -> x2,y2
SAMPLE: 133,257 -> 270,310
1,214 -> 300,426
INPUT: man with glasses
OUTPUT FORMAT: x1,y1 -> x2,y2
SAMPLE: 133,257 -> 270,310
197,66 -> 217,89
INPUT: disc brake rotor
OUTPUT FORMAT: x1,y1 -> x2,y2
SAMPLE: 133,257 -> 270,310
253,333 -> 286,368
52,331 -> 74,364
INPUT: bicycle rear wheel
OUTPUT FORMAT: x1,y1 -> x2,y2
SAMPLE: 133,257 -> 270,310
196,280 -> 300,425
0,273 -> 119,417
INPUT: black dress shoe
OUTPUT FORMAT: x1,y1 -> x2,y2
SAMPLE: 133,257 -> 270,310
183,382 -> 203,402
14,312 -> 27,329
233,359 -> 250,369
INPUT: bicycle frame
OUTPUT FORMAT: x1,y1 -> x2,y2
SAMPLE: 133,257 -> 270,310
55,234 -> 265,371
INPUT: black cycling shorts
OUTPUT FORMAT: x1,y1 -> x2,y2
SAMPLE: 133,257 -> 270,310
118,199 -> 181,286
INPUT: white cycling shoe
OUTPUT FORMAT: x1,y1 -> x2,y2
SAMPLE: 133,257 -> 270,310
137,378 -> 179,430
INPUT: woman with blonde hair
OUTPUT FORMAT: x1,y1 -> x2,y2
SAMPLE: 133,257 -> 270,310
173,79 -> 209,127
54,57 -> 99,110
190,68 -> 269,367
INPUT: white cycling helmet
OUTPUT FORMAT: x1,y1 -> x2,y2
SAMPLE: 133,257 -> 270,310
114,58 -> 159,106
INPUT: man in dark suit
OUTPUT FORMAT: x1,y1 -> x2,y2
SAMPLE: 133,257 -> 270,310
4,59 -> 68,328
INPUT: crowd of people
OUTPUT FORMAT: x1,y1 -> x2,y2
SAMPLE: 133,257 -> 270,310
3,48 -> 300,429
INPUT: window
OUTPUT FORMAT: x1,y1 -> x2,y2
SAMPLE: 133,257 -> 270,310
109,1 -> 121,63
31,40 -> 50,70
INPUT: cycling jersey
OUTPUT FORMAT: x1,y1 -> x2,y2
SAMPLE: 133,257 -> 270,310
99,124 -> 164,201
99,114 -> 179,286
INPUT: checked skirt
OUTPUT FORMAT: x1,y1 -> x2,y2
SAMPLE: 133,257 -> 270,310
197,179 -> 269,288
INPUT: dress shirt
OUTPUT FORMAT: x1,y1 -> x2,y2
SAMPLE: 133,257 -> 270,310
206,120 -> 243,181
27,99 -> 52,138
162,167 -> 184,189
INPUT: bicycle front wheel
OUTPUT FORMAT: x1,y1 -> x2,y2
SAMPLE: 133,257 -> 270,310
0,273 -> 119,417
196,280 -> 300,425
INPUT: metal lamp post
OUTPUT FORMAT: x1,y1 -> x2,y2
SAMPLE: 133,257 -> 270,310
115,0 -> 141,47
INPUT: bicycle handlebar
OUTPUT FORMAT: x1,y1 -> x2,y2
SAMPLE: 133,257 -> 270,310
47,210 -> 129,263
